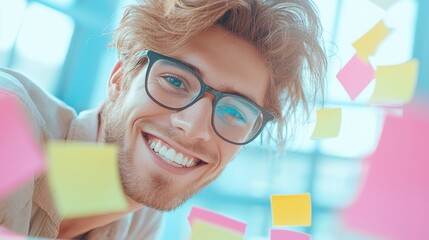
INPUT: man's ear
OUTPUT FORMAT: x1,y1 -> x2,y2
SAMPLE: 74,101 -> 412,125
107,61 -> 124,101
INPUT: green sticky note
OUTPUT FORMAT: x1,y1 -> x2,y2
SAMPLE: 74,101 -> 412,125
271,193 -> 312,226
46,141 -> 128,218
370,59 -> 419,104
311,108 -> 342,139
189,220 -> 243,240
353,20 -> 390,62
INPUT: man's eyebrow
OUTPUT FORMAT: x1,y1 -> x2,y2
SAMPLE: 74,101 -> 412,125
175,57 -> 260,105
220,85 -> 259,104
172,57 -> 204,80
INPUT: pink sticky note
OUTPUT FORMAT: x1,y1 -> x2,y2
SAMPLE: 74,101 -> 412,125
0,92 -> 45,198
336,55 -> 375,100
342,102 -> 429,240
187,206 -> 247,235
270,229 -> 311,240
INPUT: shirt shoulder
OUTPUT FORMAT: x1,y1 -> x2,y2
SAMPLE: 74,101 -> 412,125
0,68 -> 77,141
0,68 -> 77,237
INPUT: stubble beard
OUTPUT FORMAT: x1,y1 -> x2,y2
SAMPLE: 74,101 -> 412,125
101,102 -> 220,211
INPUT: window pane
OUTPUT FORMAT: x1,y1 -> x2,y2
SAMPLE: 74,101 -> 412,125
16,2 -> 74,66
313,157 -> 363,208
327,0 -> 417,103
13,2 -> 74,92
0,0 -> 26,65
319,106 -> 384,158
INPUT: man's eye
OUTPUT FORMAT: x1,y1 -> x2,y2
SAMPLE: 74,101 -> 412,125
217,105 -> 247,124
165,76 -> 184,88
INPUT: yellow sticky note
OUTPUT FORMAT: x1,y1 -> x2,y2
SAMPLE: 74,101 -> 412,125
370,59 -> 419,104
353,20 -> 390,62
311,108 -> 342,139
189,220 -> 243,240
370,0 -> 400,10
271,193 -> 312,226
46,141 -> 128,218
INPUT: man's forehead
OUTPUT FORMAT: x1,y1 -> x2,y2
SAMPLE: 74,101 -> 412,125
166,32 -> 269,106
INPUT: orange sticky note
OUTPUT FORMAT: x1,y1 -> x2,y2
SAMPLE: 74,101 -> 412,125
352,20 -> 390,62
311,108 -> 342,139
270,193 -> 312,226
189,219 -> 243,240
46,141 -> 128,218
370,59 -> 419,104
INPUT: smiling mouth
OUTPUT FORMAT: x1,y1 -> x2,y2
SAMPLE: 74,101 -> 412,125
143,133 -> 205,168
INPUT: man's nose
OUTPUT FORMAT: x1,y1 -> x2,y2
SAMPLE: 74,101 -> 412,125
170,96 -> 213,142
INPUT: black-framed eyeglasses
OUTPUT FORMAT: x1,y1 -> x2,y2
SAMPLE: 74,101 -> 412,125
141,50 -> 274,145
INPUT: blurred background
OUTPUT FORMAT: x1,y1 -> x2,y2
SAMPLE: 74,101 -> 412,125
1,0 -> 428,239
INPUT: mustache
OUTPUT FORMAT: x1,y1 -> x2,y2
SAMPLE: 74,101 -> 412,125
138,120 -> 218,163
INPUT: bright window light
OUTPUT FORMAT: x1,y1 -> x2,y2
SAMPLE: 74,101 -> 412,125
327,0 -> 417,103
319,106 -> 384,158
44,0 -> 75,8
0,0 -> 27,51
15,2 -> 74,67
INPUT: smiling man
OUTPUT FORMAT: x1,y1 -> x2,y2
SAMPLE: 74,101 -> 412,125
104,27 -> 273,212
0,0 -> 326,239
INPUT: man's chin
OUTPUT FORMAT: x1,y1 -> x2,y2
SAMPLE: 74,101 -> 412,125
141,199 -> 185,212
121,175 -> 193,211
127,190 -> 189,212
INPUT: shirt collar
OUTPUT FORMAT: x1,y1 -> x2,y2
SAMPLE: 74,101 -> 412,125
66,107 -> 101,142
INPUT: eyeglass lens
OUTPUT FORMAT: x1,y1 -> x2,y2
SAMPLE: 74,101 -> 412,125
146,58 -> 265,144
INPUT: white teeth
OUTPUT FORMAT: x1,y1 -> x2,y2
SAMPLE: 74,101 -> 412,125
165,148 -> 176,161
147,138 -> 198,168
186,158 -> 193,166
174,152 -> 187,167
175,152 -> 184,164
154,141 -> 162,152
159,146 -> 168,155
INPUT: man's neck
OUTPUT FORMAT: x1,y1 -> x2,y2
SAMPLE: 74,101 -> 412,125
57,211 -> 129,238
